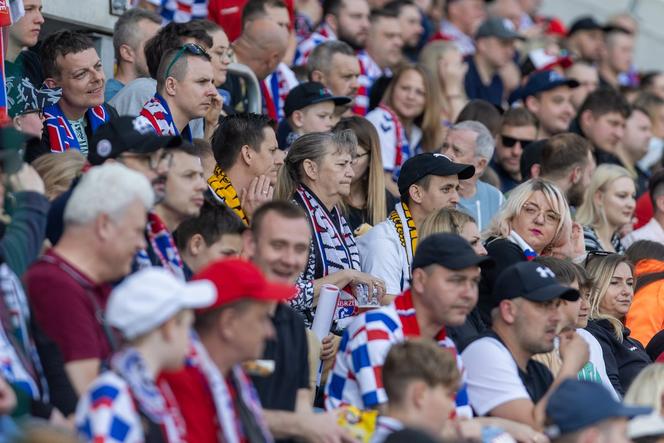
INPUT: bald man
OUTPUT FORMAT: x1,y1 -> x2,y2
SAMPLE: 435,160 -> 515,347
234,18 -> 289,82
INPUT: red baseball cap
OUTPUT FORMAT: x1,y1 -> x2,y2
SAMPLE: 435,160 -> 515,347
192,258 -> 297,313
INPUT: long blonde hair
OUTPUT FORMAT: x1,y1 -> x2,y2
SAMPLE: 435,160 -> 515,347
418,40 -> 464,121
575,164 -> 634,229
334,117 -> 387,225
485,178 -> 569,250
419,208 -> 476,241
624,363 -> 664,414
381,64 -> 443,152
31,151 -> 86,201
585,253 -> 634,341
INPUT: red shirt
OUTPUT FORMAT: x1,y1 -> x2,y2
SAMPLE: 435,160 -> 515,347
23,249 -> 113,363
634,192 -> 654,230
208,0 -> 295,42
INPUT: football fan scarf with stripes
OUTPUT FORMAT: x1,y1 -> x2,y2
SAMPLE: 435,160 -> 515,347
135,212 -> 185,280
139,93 -> 192,142
43,103 -> 110,152
388,202 -> 417,276
378,104 -> 406,178
208,166 -> 249,225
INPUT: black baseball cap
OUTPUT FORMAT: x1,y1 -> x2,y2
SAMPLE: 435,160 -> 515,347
89,116 -> 183,166
567,16 -> 624,36
510,70 -> 579,104
284,82 -> 352,117
476,17 -> 524,40
397,153 -> 475,197
546,379 -> 650,436
492,261 -> 580,308
412,233 -> 493,272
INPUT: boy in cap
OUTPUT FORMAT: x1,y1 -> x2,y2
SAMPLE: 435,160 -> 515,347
6,77 -> 60,140
358,153 -> 475,296
546,379 -> 650,443
75,267 -> 216,442
462,261 -> 590,429
159,258 -> 296,443
277,81 -> 351,149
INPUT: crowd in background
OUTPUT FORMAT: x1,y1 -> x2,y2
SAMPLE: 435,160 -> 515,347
4,0 -> 664,442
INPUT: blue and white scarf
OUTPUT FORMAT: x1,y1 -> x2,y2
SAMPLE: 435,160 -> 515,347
43,102 -> 110,153
138,93 -> 192,142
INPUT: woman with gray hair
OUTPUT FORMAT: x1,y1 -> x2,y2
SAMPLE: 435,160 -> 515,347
276,130 -> 386,332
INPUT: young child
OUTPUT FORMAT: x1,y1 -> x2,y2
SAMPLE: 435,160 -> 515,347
75,267 -> 216,442
174,200 -> 246,278
277,82 -> 351,149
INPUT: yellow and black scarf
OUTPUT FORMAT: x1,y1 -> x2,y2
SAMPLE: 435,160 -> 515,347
207,166 -> 249,225
388,202 -> 418,271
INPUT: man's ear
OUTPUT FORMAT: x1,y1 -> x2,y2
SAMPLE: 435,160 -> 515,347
580,110 -> 594,130
525,95 -> 539,114
655,195 -> 664,214
409,184 -> 424,204
310,70 -> 325,84
569,165 -> 581,184
291,110 -> 305,129
187,233 -> 205,257
165,76 -> 178,97
119,43 -> 135,64
324,14 -> 338,33
242,230 -> 256,260
43,77 -> 59,89
240,144 -> 254,166
12,116 -> 22,131
475,156 -> 488,175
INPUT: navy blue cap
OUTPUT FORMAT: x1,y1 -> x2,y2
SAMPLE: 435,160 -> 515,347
511,70 -> 579,104
284,82 -> 351,117
397,153 -> 475,197
492,261 -> 579,308
547,379 -> 651,436
412,233 -> 493,271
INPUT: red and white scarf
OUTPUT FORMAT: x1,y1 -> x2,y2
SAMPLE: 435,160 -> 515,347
138,93 -> 192,142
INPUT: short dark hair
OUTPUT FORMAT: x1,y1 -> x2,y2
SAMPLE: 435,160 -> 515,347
648,169 -> 664,208
251,200 -> 308,236
242,0 -> 288,27
383,0 -> 417,15
307,40 -> 356,79
640,71 -> 664,91
540,133 -> 592,179
370,8 -> 399,23
145,20 -> 214,79
579,87 -> 631,120
501,107 -> 539,130
156,46 -> 212,92
174,200 -> 246,251
41,30 -> 96,79
212,113 -> 275,170
456,99 -> 503,137
322,0 -> 345,19
634,93 -> 664,122
113,8 -> 161,61
172,140 -> 204,157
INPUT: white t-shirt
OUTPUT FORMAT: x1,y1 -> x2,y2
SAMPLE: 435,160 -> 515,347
357,218 -> 410,295
461,336 -> 532,416
576,328 -> 620,400
366,107 -> 422,178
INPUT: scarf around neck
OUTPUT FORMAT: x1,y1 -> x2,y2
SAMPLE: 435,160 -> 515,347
139,93 -> 192,142
43,102 -> 110,152
208,166 -> 249,225
135,212 -> 185,280
388,202 -> 418,275
377,104 -> 406,172
111,348 -> 186,442
189,335 -> 273,443
508,230 -> 538,261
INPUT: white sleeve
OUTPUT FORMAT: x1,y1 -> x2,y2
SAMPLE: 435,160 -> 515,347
462,338 -> 531,416
366,110 -> 397,172
577,329 -> 621,400
357,224 -> 404,295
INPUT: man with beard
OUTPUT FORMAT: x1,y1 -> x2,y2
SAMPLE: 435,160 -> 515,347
207,114 -> 283,225
539,133 -> 595,209
462,261 -> 589,429
307,41 -> 361,115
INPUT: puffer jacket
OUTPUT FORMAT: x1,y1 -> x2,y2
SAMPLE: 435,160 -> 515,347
625,259 -> 664,347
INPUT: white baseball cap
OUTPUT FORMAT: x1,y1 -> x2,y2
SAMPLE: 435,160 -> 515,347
107,267 -> 216,340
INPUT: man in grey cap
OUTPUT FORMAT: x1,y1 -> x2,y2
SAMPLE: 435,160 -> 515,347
465,17 -> 523,107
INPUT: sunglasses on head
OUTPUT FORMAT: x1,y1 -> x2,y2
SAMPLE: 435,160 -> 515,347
583,250 -> 613,268
165,43 -> 211,78
501,134 -> 535,149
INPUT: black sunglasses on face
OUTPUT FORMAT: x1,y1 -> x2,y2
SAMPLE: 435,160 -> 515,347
501,134 -> 535,149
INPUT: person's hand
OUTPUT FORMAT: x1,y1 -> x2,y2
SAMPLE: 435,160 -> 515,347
440,59 -> 467,94
559,330 -> 589,372
321,334 -> 341,362
240,175 -> 273,217
205,91 -> 223,127
49,408 -> 74,430
0,377 -> 16,415
496,419 -> 549,443
619,217 -> 637,238
521,23 -> 545,40
345,270 -> 386,304
7,164 -> 45,194
301,410 -> 359,443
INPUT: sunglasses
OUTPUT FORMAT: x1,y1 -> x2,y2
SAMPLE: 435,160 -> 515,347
165,43 -> 211,78
583,250 -> 613,268
501,134 -> 535,149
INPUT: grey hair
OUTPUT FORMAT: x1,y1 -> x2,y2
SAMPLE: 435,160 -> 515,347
449,120 -> 495,160
307,40 -> 356,78
113,8 -> 162,60
276,130 -> 358,200
64,163 -> 154,226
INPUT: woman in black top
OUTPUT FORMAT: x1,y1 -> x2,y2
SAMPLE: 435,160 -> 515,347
585,254 -> 651,396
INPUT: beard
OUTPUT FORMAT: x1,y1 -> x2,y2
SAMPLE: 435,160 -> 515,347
338,28 -> 366,51
567,181 -> 585,208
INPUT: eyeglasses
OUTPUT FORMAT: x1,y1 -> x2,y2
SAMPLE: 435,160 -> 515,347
583,250 -> 613,268
165,43 -> 211,78
501,134 -> 535,149
521,202 -> 561,225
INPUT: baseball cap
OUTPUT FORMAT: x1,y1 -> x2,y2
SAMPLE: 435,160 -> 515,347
193,258 -> 297,313
476,17 -> 524,40
88,116 -> 183,166
397,153 -> 475,197
6,77 -> 61,118
106,267 -> 217,340
412,233 -> 493,272
546,379 -> 651,436
511,70 -> 579,104
520,48 -> 574,77
629,414 -> 664,440
492,261 -> 580,308
567,16 -> 611,36
284,82 -> 352,117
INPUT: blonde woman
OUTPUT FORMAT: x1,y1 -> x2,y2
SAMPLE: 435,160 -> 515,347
333,117 -> 395,233
418,40 -> 468,125
31,151 -> 86,201
419,208 -> 486,256
585,254 -> 651,396
624,363 -> 664,414
576,164 -> 636,253
366,64 -> 443,196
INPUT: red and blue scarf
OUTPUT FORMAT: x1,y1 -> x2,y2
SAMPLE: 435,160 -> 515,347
43,103 -> 110,153
138,93 -> 192,142
135,212 -> 185,281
